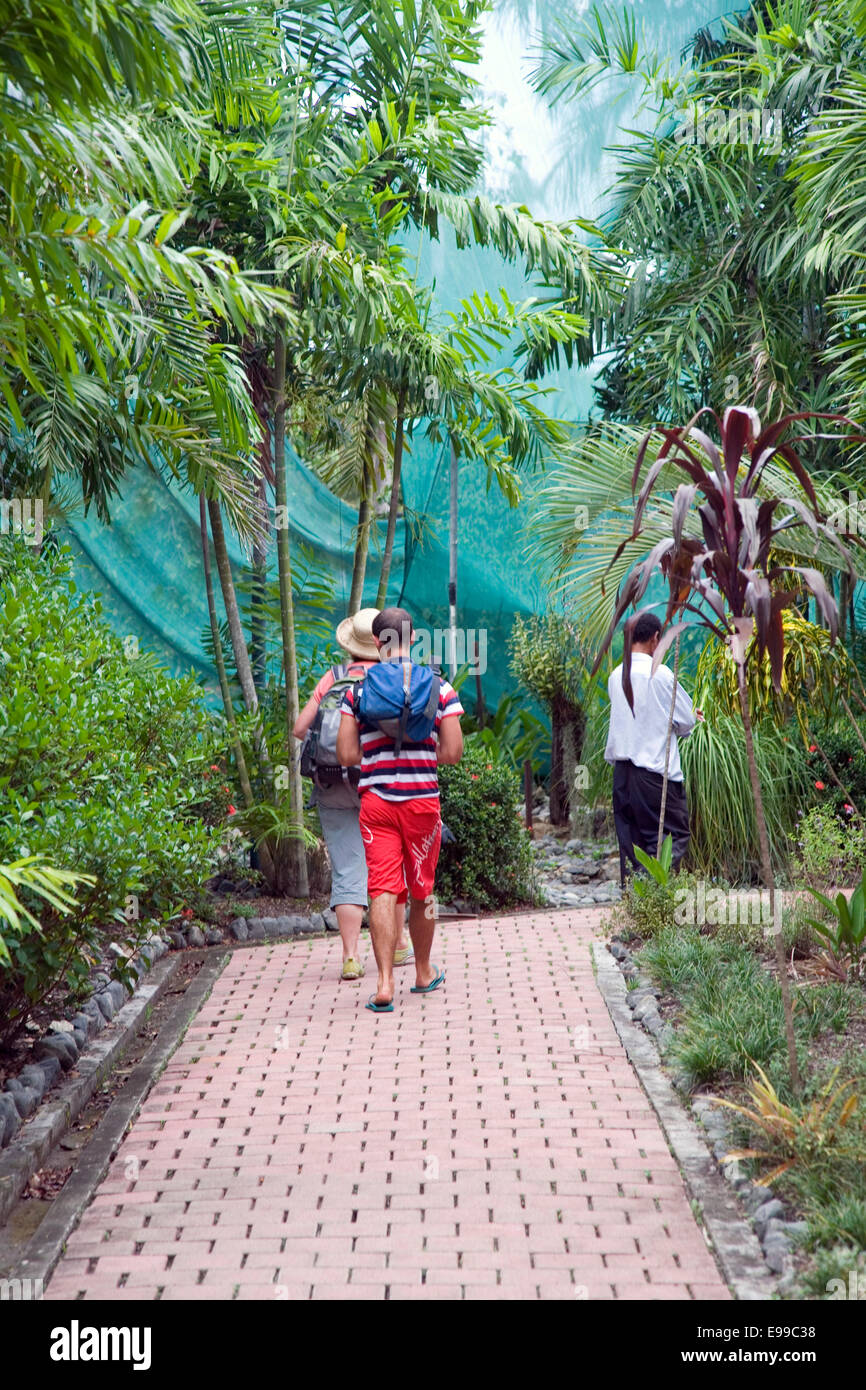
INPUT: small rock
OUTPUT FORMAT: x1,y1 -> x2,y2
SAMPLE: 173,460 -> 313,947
764,1244 -> 790,1275
6,1084 -> 39,1119
105,980 -> 127,1010
205,928 -> 223,946
309,912 -> 325,932
18,1064 -> 47,1099
0,1094 -> 21,1146
82,998 -> 106,1032
754,1199 -> 785,1231
34,1033 -> 78,1070
49,1019 -> 76,1034
92,971 -> 111,990
322,909 -> 339,933
34,1055 -> 62,1088
295,916 -> 318,934
248,921 -> 266,941
763,1218 -> 790,1241
229,918 -> 249,942
644,1014 -> 665,1037
167,932 -> 187,950
633,998 -> 659,1023
72,1027 -> 88,1053
722,1159 -> 748,1183
782,1221 -> 809,1241
108,942 -> 132,961
186,925 -> 206,948
95,991 -> 117,1021
743,1186 -> 770,1215
72,1012 -> 93,1040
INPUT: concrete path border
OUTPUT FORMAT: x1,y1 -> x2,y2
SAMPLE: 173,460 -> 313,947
592,942 -> 776,1302
0,954 -> 185,1227
10,952 -> 229,1287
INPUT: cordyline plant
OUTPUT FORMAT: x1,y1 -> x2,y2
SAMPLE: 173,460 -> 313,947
591,404 -> 860,1096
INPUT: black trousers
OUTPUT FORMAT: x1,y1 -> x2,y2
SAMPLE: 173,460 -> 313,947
612,759 -> 690,887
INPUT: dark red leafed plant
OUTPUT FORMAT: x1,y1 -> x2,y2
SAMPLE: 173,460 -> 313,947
592,405 -> 860,1095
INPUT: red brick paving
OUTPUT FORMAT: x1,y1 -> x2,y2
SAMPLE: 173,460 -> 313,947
45,910 -> 730,1301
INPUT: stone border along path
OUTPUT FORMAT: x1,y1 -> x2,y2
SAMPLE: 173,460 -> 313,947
44,909 -> 730,1301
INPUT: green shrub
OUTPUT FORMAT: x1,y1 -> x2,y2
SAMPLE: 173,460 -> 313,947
803,720 -> 866,819
792,805 -> 866,888
0,543 -> 227,1042
436,736 -> 535,909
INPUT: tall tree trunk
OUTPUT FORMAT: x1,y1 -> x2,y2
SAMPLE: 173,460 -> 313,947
207,498 -> 262,719
349,488 -> 370,614
549,694 -> 571,826
250,474 -> 269,688
375,386 -> 407,609
200,498 -> 275,884
273,332 -> 309,899
737,666 -> 802,1096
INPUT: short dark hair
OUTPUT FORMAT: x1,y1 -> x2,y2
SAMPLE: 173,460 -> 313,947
373,606 -> 413,653
632,611 -> 662,644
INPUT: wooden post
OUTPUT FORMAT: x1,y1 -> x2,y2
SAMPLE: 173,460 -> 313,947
523,758 -> 534,834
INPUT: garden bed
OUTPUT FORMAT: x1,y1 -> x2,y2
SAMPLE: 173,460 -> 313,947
605,887 -> 866,1300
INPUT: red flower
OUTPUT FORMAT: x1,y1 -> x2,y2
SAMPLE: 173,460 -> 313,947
471,774 -> 479,780
808,744 -> 817,752
181,907 -> 193,919
486,763 -> 493,770
222,785 -> 230,794
844,804 -> 855,815
815,781 -> 826,791
227,804 -> 237,815
489,802 -> 498,809
210,764 -> 219,771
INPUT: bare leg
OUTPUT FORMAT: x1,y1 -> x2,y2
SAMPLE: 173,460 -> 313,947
369,891 -> 400,1006
395,899 -> 410,954
335,903 -> 363,964
408,894 -> 437,989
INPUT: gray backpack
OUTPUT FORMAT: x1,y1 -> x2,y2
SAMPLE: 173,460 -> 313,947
300,662 -> 367,807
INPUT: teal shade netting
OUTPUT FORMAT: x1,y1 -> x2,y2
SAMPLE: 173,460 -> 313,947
64,0 -> 725,706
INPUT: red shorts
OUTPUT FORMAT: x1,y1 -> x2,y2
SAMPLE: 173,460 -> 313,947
358,793 -> 442,901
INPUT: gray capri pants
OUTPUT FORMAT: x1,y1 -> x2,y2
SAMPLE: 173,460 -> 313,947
316,803 -> 368,908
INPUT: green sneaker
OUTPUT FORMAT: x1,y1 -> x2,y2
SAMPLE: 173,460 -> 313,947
341,957 -> 364,981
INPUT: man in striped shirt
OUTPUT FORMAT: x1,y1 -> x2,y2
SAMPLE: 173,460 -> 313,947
337,607 -> 464,1011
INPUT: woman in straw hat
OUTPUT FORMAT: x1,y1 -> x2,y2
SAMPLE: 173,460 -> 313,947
294,609 -> 411,980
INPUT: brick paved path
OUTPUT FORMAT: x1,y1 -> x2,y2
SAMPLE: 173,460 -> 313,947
45,910 -> 729,1301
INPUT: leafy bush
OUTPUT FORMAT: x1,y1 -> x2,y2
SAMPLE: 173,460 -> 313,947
803,720 -> 866,820
0,543 -> 227,1042
458,691 -> 549,775
792,806 -> 866,889
436,737 -> 535,909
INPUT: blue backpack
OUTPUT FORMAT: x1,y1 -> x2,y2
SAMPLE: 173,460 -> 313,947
355,659 -> 440,755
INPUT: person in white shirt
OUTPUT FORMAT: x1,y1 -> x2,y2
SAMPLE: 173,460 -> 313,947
604,611 -> 700,885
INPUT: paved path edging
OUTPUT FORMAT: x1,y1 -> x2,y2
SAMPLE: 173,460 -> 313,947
592,942 -> 776,1302
0,955 -> 181,1227
11,953 -> 229,1286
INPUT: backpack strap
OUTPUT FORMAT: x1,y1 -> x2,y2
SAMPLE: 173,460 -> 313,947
424,672 -> 440,728
392,660 -> 413,758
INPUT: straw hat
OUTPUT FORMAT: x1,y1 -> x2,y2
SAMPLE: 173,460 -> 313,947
335,608 -> 380,661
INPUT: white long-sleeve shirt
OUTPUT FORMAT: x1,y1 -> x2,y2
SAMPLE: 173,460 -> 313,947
604,651 -> 696,781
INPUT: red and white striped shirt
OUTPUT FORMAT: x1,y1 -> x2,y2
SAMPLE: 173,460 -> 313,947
340,676 -> 463,802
